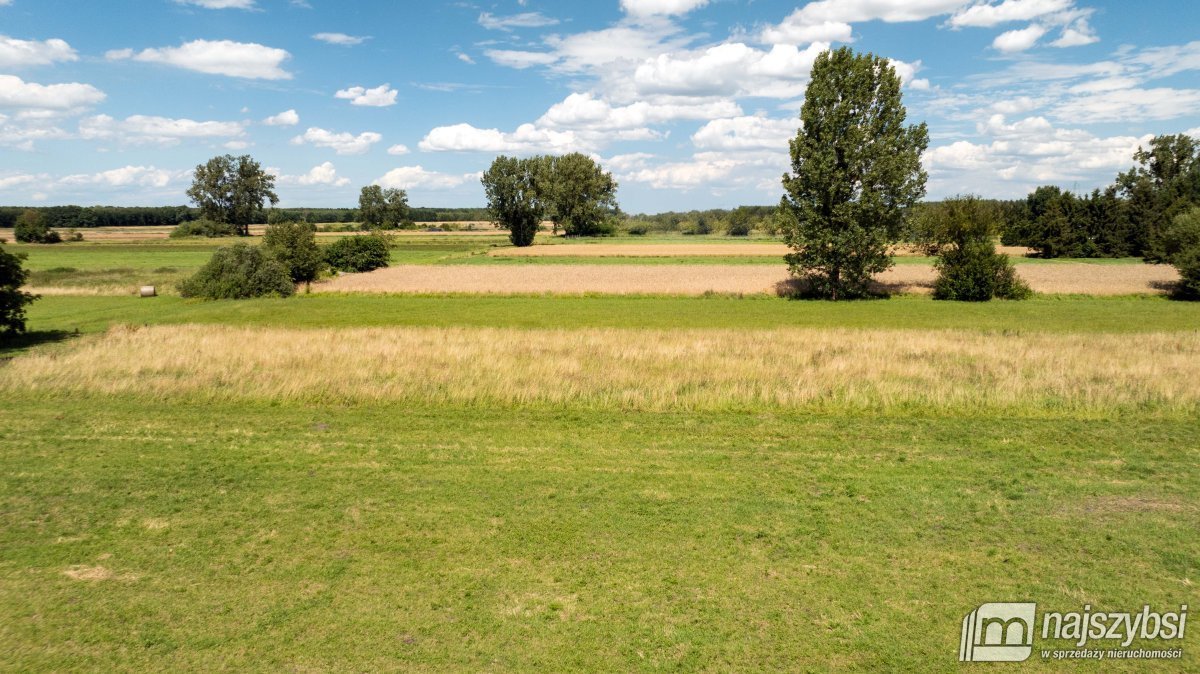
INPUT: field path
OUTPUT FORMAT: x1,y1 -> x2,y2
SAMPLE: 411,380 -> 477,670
316,263 -> 1180,296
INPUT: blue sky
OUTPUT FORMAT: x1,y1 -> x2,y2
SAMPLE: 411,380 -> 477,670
1,0 -> 1198,213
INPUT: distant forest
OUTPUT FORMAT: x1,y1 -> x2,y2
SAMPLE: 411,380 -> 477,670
0,205 -> 494,229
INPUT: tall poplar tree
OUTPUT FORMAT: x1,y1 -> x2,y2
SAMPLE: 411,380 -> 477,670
781,47 -> 929,299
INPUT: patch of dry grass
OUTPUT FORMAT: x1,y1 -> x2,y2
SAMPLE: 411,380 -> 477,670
5,324 -> 1198,415
491,243 -> 1037,258
316,263 -> 1180,296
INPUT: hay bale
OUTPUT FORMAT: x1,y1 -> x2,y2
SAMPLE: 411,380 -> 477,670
139,286 -> 157,298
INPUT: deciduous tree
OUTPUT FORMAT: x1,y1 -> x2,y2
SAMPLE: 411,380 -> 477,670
482,156 -> 544,247
781,47 -> 928,299
186,155 -> 279,236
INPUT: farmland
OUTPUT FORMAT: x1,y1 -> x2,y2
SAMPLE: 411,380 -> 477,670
2,229 -> 1198,672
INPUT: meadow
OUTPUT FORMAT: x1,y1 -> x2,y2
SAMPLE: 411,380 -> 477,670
1,228 -> 1198,671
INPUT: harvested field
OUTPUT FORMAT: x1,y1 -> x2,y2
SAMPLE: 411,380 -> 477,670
6,323 -> 1199,415
317,262 -> 1179,296
490,243 -> 1036,257
0,222 -> 501,243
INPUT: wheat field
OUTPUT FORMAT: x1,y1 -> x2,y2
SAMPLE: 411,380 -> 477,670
5,324 -> 1198,415
317,262 -> 1179,296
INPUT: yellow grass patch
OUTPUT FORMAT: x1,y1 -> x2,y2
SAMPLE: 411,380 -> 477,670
490,243 -> 1037,258
316,263 -> 1179,296
6,324 -> 1199,415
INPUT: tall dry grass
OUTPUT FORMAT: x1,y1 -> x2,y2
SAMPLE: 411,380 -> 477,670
5,324 -> 1199,416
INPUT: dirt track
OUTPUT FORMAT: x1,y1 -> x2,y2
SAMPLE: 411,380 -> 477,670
317,263 -> 1180,296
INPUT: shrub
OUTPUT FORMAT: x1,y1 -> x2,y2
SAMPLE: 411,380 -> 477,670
324,234 -> 391,273
933,241 -> 1031,301
263,221 -> 323,284
0,242 -> 37,335
626,223 -> 649,236
725,219 -> 753,236
14,209 -> 61,244
170,219 -> 237,238
1160,208 -> 1200,299
178,244 -> 294,299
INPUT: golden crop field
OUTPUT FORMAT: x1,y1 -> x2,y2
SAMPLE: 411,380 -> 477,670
317,262 -> 1180,296
6,323 -> 1199,415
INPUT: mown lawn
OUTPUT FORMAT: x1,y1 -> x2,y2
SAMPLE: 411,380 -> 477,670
1,397 -> 1196,672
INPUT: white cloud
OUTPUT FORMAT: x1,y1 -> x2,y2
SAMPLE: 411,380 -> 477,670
1049,22 -> 1099,48
619,0 -> 708,18
632,42 -> 830,99
457,52 -> 475,65
113,39 -> 292,80
312,32 -> 369,46
948,0 -> 1073,28
691,114 -> 797,151
263,109 -> 299,126
483,49 -> 559,69
276,162 -> 351,187
763,0 -> 968,46
1127,41 -> 1200,78
0,35 -> 78,68
291,127 -> 382,155
60,166 -> 182,188
79,114 -> 246,145
335,84 -> 398,107
478,12 -> 559,30
538,92 -> 741,131
0,173 -> 43,189
992,24 -> 1047,52
387,144 -> 410,155
1051,87 -> 1200,123
0,75 -> 105,109
418,122 -> 583,154
175,0 -> 256,8
375,166 -> 478,190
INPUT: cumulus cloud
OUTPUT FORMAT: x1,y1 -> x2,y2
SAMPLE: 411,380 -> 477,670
0,75 -> 105,109
763,0 -> 967,46
263,109 -> 299,126
79,114 -> 246,145
375,166 -> 479,190
312,32 -> 369,46
59,165 -> 183,188
0,35 -> 78,68
992,24 -> 1047,52
948,0 -> 1073,28
418,123 -> 583,154
335,84 -> 398,107
110,39 -> 292,80
633,42 -> 831,99
691,115 -> 797,151
387,144 -> 410,155
923,114 -> 1153,190
478,12 -> 559,30
291,127 -> 382,155
620,0 -> 709,18
538,92 -> 741,131
275,162 -> 351,187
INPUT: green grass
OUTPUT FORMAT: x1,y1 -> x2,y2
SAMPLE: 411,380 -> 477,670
452,254 -> 1146,266
13,295 -> 1200,348
1,396 -> 1196,672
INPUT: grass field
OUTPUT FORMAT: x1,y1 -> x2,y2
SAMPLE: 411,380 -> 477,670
2,229 -> 1198,671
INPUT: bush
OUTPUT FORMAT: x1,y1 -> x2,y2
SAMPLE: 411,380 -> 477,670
178,244 -> 294,299
933,241 -> 1031,301
170,219 -> 237,238
626,223 -> 649,236
14,210 -> 61,244
1161,208 -> 1200,299
263,221 -> 323,284
324,234 -> 391,273
0,242 -> 37,336
725,219 -> 752,236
